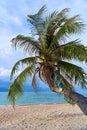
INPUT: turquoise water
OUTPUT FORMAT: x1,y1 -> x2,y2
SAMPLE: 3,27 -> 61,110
0,89 -> 87,106
0,92 -> 66,106
0,78 -> 87,105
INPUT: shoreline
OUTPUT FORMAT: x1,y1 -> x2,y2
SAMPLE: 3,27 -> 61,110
0,104 -> 87,130
0,102 -> 67,106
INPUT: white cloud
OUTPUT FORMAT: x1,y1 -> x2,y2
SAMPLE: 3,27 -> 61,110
0,34 -> 14,60
0,67 -> 21,77
0,47 -> 13,60
11,16 -> 23,26
0,67 -> 11,76
0,3 -> 23,27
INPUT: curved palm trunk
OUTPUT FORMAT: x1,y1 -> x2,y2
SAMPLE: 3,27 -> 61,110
51,87 -> 87,115
62,88 -> 87,115
43,64 -> 87,115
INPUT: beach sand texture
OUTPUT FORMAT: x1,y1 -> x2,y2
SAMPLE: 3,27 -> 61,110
0,104 -> 87,130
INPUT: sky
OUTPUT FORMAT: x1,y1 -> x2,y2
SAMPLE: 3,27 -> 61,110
0,0 -> 87,79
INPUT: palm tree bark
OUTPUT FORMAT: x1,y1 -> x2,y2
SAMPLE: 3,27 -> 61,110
63,88 -> 87,115
51,87 -> 87,115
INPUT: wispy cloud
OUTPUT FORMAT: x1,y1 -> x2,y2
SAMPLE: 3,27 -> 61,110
0,66 -> 21,77
0,47 -> 13,60
0,67 -> 11,77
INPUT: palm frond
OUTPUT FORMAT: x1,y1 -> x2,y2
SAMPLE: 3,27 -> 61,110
10,57 -> 36,80
37,5 -> 46,15
60,74 -> 73,90
27,5 -> 46,36
51,15 -> 84,44
54,72 -> 74,91
44,8 -> 69,48
64,96 -> 75,104
11,35 -> 41,54
58,60 -> 87,87
28,5 -> 46,22
8,64 -> 35,107
58,8 -> 70,18
53,39 -> 87,62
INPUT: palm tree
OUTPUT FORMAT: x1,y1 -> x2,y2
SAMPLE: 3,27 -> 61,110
8,5 -> 87,114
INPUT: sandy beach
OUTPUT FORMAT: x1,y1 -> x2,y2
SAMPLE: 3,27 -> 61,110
0,104 -> 87,130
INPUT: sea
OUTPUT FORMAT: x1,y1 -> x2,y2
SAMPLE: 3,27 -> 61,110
0,90 -> 87,106
0,92 -> 66,106
0,78 -> 67,106
0,77 -> 87,106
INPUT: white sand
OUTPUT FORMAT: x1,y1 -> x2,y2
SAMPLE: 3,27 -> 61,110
0,104 -> 87,130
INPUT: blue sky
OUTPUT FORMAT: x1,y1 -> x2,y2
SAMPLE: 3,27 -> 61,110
0,0 -> 87,78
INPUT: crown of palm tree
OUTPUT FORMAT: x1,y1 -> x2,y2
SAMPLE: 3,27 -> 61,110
8,5 -> 87,107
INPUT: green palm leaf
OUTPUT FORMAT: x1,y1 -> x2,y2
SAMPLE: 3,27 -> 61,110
37,5 -> 46,15
43,8 -> 69,48
8,64 -> 35,107
11,35 -> 41,54
58,60 -> 87,87
55,72 -> 74,90
51,15 -> 84,44
27,5 -> 46,36
53,39 -> 87,61
10,57 -> 36,80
